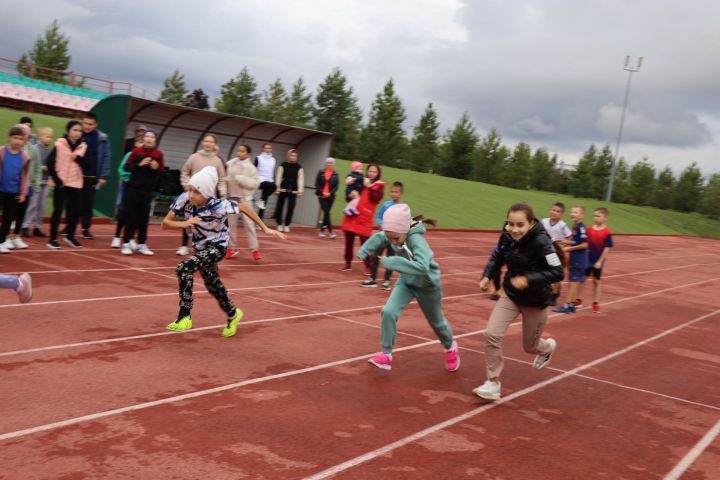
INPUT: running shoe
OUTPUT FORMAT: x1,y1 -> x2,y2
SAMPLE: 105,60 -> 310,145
222,308 -> 244,337
15,273 -> 32,303
472,380 -> 501,400
368,352 -> 392,370
167,316 -> 192,331
445,340 -> 460,372
533,338 -> 557,370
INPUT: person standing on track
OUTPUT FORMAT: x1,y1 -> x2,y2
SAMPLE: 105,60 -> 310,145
163,167 -> 285,337
225,144 -> 262,260
473,202 -> 564,401
255,142 -> 277,221
359,203 -> 460,372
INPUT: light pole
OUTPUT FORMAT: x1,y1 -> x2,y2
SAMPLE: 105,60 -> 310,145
606,55 -> 643,202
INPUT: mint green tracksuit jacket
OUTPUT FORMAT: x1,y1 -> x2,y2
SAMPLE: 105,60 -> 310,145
358,222 -> 455,354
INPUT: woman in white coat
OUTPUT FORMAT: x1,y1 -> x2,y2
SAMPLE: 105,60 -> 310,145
225,144 -> 261,260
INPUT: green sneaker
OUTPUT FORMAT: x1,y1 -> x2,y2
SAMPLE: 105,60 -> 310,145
222,308 -> 244,337
167,316 -> 192,332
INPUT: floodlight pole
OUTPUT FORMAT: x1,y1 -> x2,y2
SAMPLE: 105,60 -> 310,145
606,55 -> 643,202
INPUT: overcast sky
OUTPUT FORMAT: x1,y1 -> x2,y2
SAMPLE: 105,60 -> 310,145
2,0 -> 719,174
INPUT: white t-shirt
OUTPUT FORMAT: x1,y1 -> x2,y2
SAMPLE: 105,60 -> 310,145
171,192 -> 238,249
541,218 -> 572,242
255,153 -> 276,183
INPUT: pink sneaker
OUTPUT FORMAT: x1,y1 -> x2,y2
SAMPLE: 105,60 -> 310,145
368,352 -> 392,370
445,341 -> 460,371
16,273 -> 32,303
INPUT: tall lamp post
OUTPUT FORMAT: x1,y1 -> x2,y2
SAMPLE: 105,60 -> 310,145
606,55 -> 643,202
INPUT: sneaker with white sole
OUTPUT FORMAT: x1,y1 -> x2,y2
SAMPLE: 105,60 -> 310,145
0,243 -> 10,254
121,243 -> 134,255
176,246 -> 189,256
4,240 -> 15,250
329,232 -> 337,239
63,237 -> 82,248
12,237 -> 29,249
318,231 -> 326,238
381,280 -> 391,290
284,225 -> 290,233
533,338 -> 557,370
444,340 -> 460,372
135,244 -> 154,256
368,352 -> 393,370
15,273 -> 32,303
129,239 -> 137,250
361,279 -> 377,288
111,237 -> 121,248
46,240 -> 61,250
472,380 -> 501,400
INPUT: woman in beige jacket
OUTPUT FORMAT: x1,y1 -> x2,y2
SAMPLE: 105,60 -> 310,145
176,134 -> 227,256
225,144 -> 261,260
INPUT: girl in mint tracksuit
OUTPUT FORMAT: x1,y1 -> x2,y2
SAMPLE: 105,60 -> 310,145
358,203 -> 459,372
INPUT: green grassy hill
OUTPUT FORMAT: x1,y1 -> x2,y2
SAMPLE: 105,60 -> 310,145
329,159 -> 720,238
0,107 -> 72,137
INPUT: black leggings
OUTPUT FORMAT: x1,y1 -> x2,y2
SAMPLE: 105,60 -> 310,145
0,192 -> 19,243
369,245 -> 395,282
13,195 -> 29,235
257,181 -> 276,219
122,186 -> 152,244
274,191 -> 297,226
176,243 -> 235,317
318,196 -> 334,232
50,186 -> 82,240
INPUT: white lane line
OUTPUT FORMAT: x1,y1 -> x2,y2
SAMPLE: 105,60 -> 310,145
1,283 -> 718,444
663,420 -> 720,480
303,308 -> 720,480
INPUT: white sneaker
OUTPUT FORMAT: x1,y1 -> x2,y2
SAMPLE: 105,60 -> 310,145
329,232 -> 337,239
0,243 -> 10,254
276,225 -> 284,233
257,199 -> 265,210
318,231 -> 326,238
284,225 -> 290,233
135,244 -> 154,256
4,240 -> 15,250
111,237 -> 121,248
12,237 -> 29,249
121,243 -> 134,255
533,338 -> 557,370
176,246 -> 189,256
129,239 -> 137,250
472,380 -> 501,400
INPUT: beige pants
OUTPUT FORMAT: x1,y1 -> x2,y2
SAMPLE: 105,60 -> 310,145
228,197 -> 258,251
484,295 -> 553,380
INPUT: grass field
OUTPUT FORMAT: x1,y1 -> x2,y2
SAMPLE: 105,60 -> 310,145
2,106 -> 719,238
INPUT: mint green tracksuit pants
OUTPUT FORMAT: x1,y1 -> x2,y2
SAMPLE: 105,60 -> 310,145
380,280 -> 455,354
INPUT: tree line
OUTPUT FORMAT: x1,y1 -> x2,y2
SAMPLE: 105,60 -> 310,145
14,21 -> 720,219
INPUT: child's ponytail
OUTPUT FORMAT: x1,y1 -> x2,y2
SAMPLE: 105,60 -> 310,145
412,214 -> 437,227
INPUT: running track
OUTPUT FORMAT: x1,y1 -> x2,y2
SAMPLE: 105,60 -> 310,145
0,226 -> 718,479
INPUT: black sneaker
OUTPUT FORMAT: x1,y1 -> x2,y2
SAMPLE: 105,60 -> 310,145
381,281 -> 392,291
21,228 -> 31,238
33,228 -> 47,238
361,279 -> 377,288
47,240 -> 61,249
63,237 -> 82,248
81,229 -> 94,240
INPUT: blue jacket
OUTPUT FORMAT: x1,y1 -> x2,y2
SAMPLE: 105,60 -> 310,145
84,130 -> 111,179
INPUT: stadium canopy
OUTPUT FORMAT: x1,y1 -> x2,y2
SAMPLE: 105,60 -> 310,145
91,95 -> 334,226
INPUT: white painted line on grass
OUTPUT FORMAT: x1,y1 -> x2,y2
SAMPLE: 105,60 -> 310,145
303,308 -> 720,480
663,420 -> 720,480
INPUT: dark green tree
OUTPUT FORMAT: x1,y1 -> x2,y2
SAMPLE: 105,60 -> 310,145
591,144 -> 613,199
406,103 -> 440,172
672,162 -> 704,212
17,20 -> 71,83
627,158 -> 657,206
440,112 -> 478,180
654,167 -> 675,210
474,128 -> 506,184
215,67 -> 261,116
258,79 -> 289,123
158,69 -> 188,105
611,158 -> 630,203
502,142 -> 532,189
314,68 -> 363,159
698,174 -> 720,218
567,145 -> 596,198
529,147 -> 556,191
286,77 -> 314,128
360,79 -> 407,165
547,155 -> 569,194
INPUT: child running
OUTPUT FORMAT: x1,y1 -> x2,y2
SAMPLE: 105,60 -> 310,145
358,204 -> 460,371
553,205 -> 588,314
163,167 -> 285,336
541,202 -> 572,305
343,161 -> 364,216
473,202 -> 564,400
0,273 -> 32,303
579,207 -> 613,313
361,181 -> 404,290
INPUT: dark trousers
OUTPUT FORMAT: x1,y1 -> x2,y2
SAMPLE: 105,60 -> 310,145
177,243 -> 235,316
318,196 -> 335,232
12,194 -> 29,235
344,230 -> 372,266
50,187 -> 82,240
491,268 -> 502,291
81,176 -> 97,230
122,186 -> 153,244
257,181 -> 277,219
274,191 -> 297,226
0,192 -> 19,243
370,245 -> 395,282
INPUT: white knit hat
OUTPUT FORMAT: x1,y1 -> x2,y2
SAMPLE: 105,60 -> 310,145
189,166 -> 218,199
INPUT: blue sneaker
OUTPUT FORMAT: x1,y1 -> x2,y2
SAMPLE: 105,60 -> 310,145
552,303 -> 576,314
